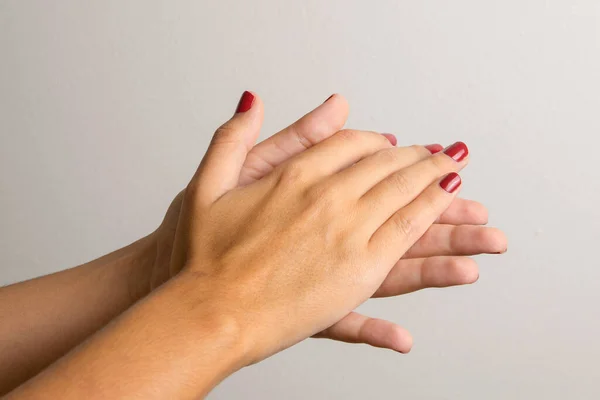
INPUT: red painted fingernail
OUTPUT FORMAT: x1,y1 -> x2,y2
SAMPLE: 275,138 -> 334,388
440,172 -> 462,193
236,91 -> 255,113
382,133 -> 397,146
425,144 -> 444,154
443,141 -> 468,162
324,94 -> 335,103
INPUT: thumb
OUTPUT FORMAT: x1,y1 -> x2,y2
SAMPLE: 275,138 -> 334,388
192,91 -> 264,204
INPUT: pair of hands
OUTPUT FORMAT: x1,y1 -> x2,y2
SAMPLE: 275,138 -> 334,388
147,92 -> 506,359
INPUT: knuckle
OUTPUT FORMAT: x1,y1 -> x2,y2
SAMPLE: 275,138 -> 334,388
306,184 -> 340,213
377,147 -> 402,164
392,215 -> 415,239
376,145 -> 426,167
389,172 -> 413,196
373,131 -> 392,147
337,129 -> 387,147
211,123 -> 238,145
420,189 -> 441,215
294,118 -> 329,146
279,160 -> 308,186
430,152 -> 452,172
411,144 -> 431,158
336,129 -> 361,142
289,125 -> 312,150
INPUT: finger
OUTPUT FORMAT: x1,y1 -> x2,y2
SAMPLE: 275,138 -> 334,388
313,312 -> 413,353
239,94 -> 349,186
191,91 -> 264,204
370,172 -> 463,262
276,129 -> 395,183
373,256 -> 479,298
331,144 -> 440,197
360,142 -> 469,233
402,224 -> 508,259
436,198 -> 489,225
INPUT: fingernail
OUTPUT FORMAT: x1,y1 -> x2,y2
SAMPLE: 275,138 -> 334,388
440,172 -> 462,193
323,94 -> 335,103
382,133 -> 397,146
236,91 -> 255,113
425,144 -> 444,154
443,141 -> 469,162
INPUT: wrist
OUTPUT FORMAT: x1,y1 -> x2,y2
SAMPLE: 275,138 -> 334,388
121,233 -> 157,303
175,266 -> 289,369
173,270 -> 251,358
150,272 -> 251,394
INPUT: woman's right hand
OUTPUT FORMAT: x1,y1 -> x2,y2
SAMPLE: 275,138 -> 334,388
168,93 -> 475,365
150,93 -> 506,353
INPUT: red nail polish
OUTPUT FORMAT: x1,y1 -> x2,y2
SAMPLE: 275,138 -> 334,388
382,133 -> 397,146
425,144 -> 444,154
236,91 -> 255,113
443,141 -> 468,162
324,94 -> 335,103
440,172 -> 462,193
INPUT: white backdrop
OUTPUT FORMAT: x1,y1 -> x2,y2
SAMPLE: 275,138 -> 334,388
1,1 -> 599,398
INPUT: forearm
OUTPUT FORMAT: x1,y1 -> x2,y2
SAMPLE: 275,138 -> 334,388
0,234 -> 156,395
7,272 -> 245,400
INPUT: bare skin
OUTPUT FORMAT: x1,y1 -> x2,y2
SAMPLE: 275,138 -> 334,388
1,93 -> 506,398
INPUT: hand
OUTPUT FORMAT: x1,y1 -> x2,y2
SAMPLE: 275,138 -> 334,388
167,90 -> 485,365
4,94 -> 503,399
149,93 -> 506,353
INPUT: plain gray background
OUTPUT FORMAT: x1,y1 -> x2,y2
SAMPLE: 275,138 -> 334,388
1,1 -> 599,399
